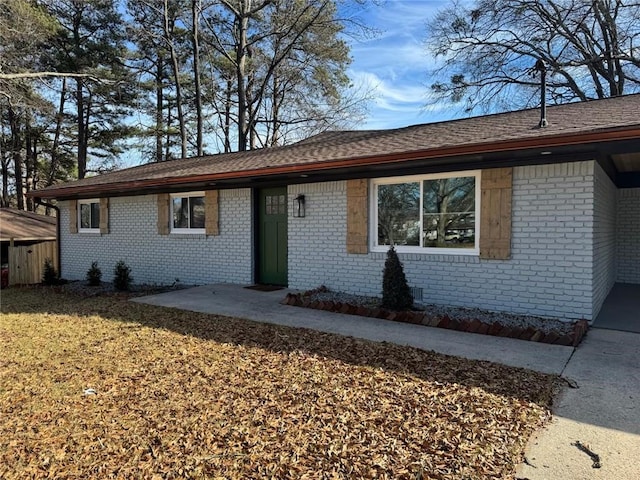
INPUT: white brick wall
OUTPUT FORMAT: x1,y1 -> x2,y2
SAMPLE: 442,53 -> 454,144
617,188 -> 640,284
288,161 -> 597,320
592,162 -> 617,317
58,159 -> 623,321
59,190 -> 253,285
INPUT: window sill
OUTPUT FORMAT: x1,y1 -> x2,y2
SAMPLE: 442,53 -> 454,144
169,231 -> 208,239
369,251 -> 481,263
170,229 -> 206,235
370,246 -> 479,256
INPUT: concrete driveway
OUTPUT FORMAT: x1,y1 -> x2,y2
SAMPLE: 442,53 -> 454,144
516,328 -> 640,480
134,284 -> 640,480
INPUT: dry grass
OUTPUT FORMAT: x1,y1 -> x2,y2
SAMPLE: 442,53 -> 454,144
0,287 -> 558,479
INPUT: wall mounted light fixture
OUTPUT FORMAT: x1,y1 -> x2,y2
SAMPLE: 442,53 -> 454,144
293,194 -> 306,218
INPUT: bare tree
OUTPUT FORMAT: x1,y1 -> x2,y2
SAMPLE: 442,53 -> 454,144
426,0 -> 640,112
204,0 -> 272,152
201,0 -> 367,151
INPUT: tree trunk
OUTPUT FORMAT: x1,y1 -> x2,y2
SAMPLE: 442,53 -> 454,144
593,0 -> 624,97
71,8 -> 88,180
8,107 -> 24,210
224,77 -> 232,153
1,155 -> 8,207
75,80 -> 88,179
1,136 -> 9,207
270,73 -> 280,146
192,0 -> 203,156
25,119 -> 34,211
165,104 -> 172,161
156,55 -> 164,162
164,0 -> 187,159
236,12 -> 249,151
436,180 -> 450,243
48,78 -> 66,186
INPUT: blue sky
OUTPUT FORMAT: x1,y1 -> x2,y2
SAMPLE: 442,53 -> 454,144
345,0 -> 455,130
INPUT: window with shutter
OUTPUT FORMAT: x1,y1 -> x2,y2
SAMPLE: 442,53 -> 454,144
370,171 -> 480,255
77,199 -> 102,233
170,192 -> 206,233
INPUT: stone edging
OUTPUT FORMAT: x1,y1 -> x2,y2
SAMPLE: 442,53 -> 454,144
281,292 -> 589,347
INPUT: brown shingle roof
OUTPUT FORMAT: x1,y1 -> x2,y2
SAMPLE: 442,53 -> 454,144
0,208 -> 56,241
32,94 -> 640,199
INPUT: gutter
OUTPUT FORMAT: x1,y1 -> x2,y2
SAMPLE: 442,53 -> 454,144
0,237 -> 56,242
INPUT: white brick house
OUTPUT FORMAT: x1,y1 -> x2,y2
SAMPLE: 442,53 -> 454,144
31,95 -> 640,322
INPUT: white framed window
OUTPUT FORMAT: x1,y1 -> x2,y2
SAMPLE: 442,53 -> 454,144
170,192 -> 205,233
371,170 -> 481,255
78,199 -> 101,232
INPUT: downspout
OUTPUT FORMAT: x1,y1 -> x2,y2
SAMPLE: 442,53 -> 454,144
36,198 -> 61,277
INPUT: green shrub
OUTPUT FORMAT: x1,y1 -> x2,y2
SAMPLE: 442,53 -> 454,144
381,246 -> 413,311
113,260 -> 132,291
42,258 -> 58,286
86,261 -> 102,286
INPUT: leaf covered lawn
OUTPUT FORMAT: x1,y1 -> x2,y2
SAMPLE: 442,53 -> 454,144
0,288 -> 557,479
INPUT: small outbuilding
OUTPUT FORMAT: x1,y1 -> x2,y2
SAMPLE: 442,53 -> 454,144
0,208 -> 58,286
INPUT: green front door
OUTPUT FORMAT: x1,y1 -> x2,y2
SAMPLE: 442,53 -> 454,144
258,187 -> 288,285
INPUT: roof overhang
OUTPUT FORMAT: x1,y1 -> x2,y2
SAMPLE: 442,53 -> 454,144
29,127 -> 640,201
0,236 -> 57,243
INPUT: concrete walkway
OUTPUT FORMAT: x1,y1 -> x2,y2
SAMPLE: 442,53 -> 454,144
134,284 -> 573,374
134,284 -> 640,480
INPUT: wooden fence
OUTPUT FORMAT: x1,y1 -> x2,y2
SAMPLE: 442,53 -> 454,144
8,240 -> 58,286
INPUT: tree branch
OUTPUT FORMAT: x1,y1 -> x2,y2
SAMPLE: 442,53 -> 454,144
0,72 -> 114,83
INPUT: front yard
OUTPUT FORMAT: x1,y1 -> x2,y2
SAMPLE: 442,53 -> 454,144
1,288 -> 558,479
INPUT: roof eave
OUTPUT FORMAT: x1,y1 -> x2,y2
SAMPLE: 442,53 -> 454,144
0,236 -> 57,242
28,126 -> 640,200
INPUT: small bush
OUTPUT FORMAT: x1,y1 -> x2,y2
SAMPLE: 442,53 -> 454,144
42,258 -> 58,286
113,260 -> 132,291
381,246 -> 413,311
86,262 -> 102,286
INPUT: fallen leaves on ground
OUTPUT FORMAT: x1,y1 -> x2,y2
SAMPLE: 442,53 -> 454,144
0,287 -> 558,479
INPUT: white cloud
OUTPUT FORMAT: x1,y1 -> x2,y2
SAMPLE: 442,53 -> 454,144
343,0 -> 457,129
352,71 -> 424,103
349,68 -> 455,130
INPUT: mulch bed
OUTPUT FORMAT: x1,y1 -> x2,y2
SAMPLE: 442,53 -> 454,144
49,280 -> 188,298
282,289 -> 589,347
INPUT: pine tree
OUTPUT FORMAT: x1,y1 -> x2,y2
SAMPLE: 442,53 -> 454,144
42,258 -> 58,285
381,246 -> 413,311
44,0 -> 137,178
113,260 -> 132,291
86,261 -> 102,286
